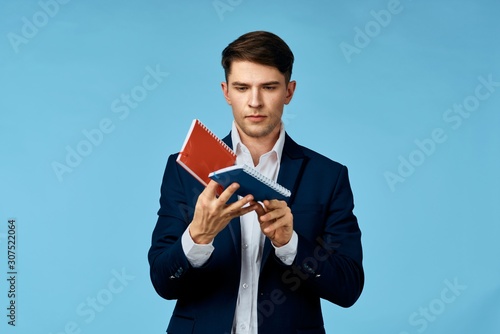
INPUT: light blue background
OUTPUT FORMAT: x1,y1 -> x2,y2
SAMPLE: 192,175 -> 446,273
1,0 -> 499,333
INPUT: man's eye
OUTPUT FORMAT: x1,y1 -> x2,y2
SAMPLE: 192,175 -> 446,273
263,86 -> 276,90
235,87 -> 247,91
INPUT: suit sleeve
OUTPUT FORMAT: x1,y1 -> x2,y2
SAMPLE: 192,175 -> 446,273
147,154 -> 198,300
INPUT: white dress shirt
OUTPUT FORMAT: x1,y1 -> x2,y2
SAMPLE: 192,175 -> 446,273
181,121 -> 298,334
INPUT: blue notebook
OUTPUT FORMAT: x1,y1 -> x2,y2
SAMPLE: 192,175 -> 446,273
209,164 -> 291,201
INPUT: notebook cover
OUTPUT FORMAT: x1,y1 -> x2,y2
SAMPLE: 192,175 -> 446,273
209,165 -> 291,201
176,119 -> 237,186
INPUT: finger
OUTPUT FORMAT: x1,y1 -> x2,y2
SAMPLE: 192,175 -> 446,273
205,180 -> 223,198
260,221 -> 280,237
260,200 -> 289,221
261,217 -> 289,234
259,208 -> 284,223
238,202 -> 260,216
222,200 -> 258,221
263,199 -> 285,210
216,182 -> 241,203
251,201 -> 266,217
226,192 -> 255,212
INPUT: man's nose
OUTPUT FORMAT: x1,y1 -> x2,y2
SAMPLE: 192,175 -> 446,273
248,88 -> 263,108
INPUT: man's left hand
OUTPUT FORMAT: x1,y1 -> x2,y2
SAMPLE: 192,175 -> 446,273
254,200 -> 293,247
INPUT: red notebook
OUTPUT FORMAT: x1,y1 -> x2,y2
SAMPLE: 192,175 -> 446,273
176,119 -> 236,186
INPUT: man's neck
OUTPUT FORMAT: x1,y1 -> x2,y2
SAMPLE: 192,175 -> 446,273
238,130 -> 280,167
246,139 -> 277,166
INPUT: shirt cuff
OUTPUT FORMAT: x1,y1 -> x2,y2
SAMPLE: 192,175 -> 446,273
181,225 -> 214,268
273,231 -> 298,265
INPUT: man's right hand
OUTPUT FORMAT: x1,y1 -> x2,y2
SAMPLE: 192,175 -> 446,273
189,180 -> 257,244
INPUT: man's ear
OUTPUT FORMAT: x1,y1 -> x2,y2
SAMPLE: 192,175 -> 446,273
284,80 -> 296,105
221,82 -> 231,105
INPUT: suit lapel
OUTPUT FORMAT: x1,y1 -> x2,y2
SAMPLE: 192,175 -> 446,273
261,133 -> 307,270
222,134 -> 242,256
276,133 -> 307,206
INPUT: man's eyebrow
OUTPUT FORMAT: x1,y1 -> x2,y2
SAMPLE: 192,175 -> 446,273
231,81 -> 281,86
261,81 -> 281,86
231,82 -> 248,86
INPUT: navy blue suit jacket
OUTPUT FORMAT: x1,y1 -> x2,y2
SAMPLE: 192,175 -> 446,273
148,132 -> 364,334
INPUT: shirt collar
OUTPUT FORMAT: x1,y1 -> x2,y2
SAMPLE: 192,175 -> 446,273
231,121 -> 286,163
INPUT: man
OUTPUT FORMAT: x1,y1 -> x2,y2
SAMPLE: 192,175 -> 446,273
148,31 -> 364,334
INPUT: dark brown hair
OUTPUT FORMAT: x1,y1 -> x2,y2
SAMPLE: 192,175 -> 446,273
221,31 -> 294,83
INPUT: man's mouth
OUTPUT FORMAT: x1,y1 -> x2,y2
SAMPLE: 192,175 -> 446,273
246,115 -> 266,122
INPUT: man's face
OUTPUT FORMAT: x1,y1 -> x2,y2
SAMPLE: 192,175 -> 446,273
221,60 -> 296,142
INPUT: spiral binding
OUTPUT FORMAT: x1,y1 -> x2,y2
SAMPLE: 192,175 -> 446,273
196,119 -> 235,155
242,164 -> 291,197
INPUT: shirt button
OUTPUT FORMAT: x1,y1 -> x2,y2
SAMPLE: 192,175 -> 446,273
240,323 -> 247,330
242,283 -> 248,289
242,243 -> 248,249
